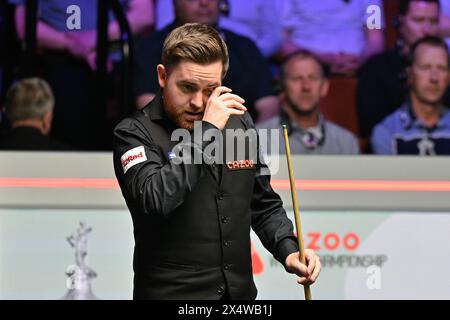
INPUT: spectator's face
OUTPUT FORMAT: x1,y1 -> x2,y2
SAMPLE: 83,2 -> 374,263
282,57 -> 329,114
400,1 -> 440,48
157,60 -> 222,131
410,44 -> 450,106
174,0 -> 220,26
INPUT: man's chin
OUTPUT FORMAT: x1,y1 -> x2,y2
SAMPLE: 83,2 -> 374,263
420,96 -> 443,107
178,120 -> 195,131
292,106 -> 316,116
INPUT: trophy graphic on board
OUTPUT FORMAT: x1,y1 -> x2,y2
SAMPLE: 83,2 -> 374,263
62,221 -> 98,300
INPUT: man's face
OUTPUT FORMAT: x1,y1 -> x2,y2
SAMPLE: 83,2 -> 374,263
157,60 -> 222,131
174,0 -> 220,26
400,1 -> 440,48
410,44 -> 450,106
282,57 -> 329,115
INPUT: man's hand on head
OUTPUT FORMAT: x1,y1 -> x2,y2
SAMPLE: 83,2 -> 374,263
202,86 -> 247,130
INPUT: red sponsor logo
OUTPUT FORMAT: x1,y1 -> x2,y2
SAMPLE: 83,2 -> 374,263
306,232 -> 360,251
122,152 -> 144,168
226,159 -> 255,170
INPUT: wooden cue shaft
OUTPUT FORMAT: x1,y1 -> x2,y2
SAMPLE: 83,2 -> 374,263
282,125 -> 312,300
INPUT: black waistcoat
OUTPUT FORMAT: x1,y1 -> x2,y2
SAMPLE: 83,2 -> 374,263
132,106 -> 259,300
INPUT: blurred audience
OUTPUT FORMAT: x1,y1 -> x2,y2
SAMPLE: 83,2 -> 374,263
11,0 -> 154,150
6,0 -> 449,156
0,1 -> 5,104
155,0 -> 282,57
439,0 -> 450,47
0,77 -> 69,150
257,51 -> 359,155
134,0 -> 278,123
275,0 -> 385,76
357,0 -> 450,143
372,36 -> 450,155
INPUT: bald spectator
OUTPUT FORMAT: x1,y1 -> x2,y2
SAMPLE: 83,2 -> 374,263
0,78 -> 68,150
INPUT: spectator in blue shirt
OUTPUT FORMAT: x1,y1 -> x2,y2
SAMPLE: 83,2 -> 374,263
357,0 -> 445,142
372,36 -> 450,155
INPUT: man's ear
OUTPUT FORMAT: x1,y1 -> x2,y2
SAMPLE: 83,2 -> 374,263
406,66 -> 412,86
157,64 -> 167,89
320,78 -> 330,98
42,109 -> 53,136
279,91 -> 286,105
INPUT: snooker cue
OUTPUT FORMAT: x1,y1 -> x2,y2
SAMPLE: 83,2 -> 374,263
282,125 -> 312,300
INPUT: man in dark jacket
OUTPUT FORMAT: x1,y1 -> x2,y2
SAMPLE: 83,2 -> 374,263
0,77 -> 68,151
113,23 -> 321,300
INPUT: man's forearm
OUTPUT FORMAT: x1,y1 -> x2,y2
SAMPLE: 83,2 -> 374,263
108,0 -> 154,40
115,120 -> 220,217
36,22 -> 69,51
362,29 -> 384,60
15,5 -> 69,51
440,15 -> 450,37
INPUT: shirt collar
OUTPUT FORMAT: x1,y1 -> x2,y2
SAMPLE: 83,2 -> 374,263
142,90 -> 165,121
399,99 -> 450,130
279,107 -> 325,134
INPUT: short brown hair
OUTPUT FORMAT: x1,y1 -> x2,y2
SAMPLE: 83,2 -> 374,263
400,0 -> 440,16
280,50 -> 330,82
408,35 -> 450,67
162,23 -> 229,78
5,77 -> 54,122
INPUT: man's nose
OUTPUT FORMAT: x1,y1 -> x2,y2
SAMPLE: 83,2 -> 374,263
301,80 -> 312,92
190,91 -> 204,109
422,21 -> 436,36
430,69 -> 439,82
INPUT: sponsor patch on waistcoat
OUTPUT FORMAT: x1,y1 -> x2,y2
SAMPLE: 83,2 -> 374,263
121,146 -> 147,173
226,159 -> 255,170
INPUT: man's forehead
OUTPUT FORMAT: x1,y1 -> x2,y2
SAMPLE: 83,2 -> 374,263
177,79 -> 220,88
416,45 -> 447,57
407,1 -> 439,16
414,45 -> 449,66
287,57 -> 322,75
172,61 -> 222,84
